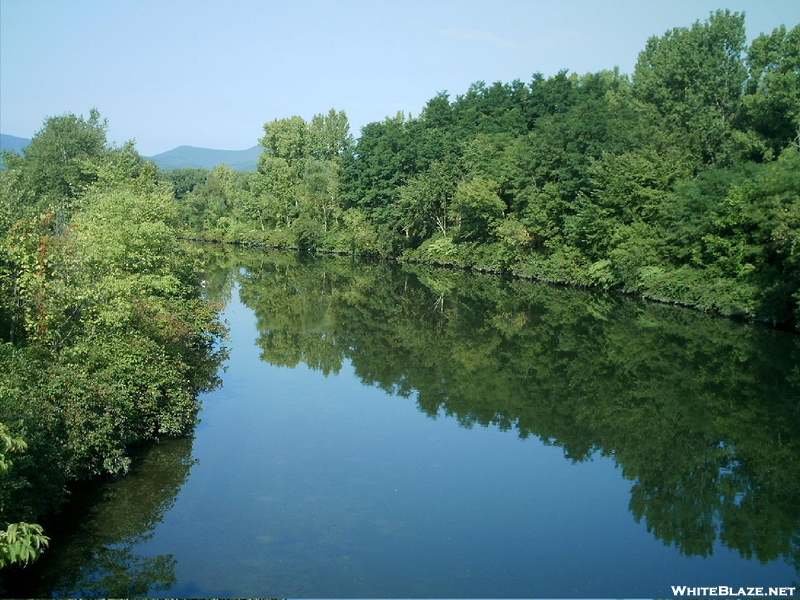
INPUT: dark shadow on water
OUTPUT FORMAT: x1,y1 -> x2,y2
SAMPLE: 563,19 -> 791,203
2,436 -> 195,599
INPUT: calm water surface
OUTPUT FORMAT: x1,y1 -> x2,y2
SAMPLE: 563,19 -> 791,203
14,247 -> 800,598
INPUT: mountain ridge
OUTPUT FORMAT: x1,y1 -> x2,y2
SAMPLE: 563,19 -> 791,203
0,134 -> 260,171
148,144 -> 261,171
0,134 -> 31,163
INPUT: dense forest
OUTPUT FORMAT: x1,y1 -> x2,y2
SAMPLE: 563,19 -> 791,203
170,11 -> 799,329
0,7 -> 797,581
0,111 -> 226,577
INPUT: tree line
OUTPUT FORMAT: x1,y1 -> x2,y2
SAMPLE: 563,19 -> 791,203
0,111 -> 225,578
170,11 -> 800,329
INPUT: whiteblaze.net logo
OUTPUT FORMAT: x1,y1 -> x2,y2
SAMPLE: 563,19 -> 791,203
671,586 -> 797,597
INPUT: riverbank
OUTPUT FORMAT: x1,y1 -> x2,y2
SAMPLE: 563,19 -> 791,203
181,233 -> 800,333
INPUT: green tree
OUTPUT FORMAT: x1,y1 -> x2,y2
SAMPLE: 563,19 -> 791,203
1,109 -> 109,221
159,168 -> 209,200
181,164 -> 243,234
309,109 -> 353,160
303,158 -> 340,234
450,79 -> 533,137
452,176 -> 505,243
341,112 -> 419,221
259,115 -> 310,164
0,110 -> 226,588
398,159 -> 462,241
744,24 -> 800,154
633,10 -> 748,166
255,111 -> 352,242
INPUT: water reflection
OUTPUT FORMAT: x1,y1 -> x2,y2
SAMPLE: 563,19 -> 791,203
11,245 -> 800,597
5,437 -> 196,598
217,246 -> 800,573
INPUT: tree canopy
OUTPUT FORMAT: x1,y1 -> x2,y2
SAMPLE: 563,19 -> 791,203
175,12 -> 799,329
0,110 -> 225,579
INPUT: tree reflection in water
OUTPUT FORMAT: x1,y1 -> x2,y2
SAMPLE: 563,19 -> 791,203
226,247 -> 800,573
5,437 -> 195,598
11,245 -> 799,597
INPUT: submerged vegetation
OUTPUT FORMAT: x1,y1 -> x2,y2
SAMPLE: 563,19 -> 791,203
175,11 -> 799,329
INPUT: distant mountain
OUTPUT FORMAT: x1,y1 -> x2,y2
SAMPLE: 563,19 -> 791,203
0,134 -> 31,165
0,134 -> 261,172
147,145 -> 261,171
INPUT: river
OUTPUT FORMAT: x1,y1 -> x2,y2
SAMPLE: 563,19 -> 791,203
10,246 -> 800,598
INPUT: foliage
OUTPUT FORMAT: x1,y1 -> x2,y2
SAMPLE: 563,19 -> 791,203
159,167 -> 209,200
633,10 -> 749,166
0,110 -> 226,577
172,11 -> 799,329
0,523 -> 49,569
0,423 -> 26,477
1,109 -> 108,206
743,24 -> 800,156
453,176 -> 505,242
398,159 -> 462,241
0,424 -> 50,569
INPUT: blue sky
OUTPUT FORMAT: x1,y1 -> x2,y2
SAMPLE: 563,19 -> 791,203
2,0 -> 798,156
